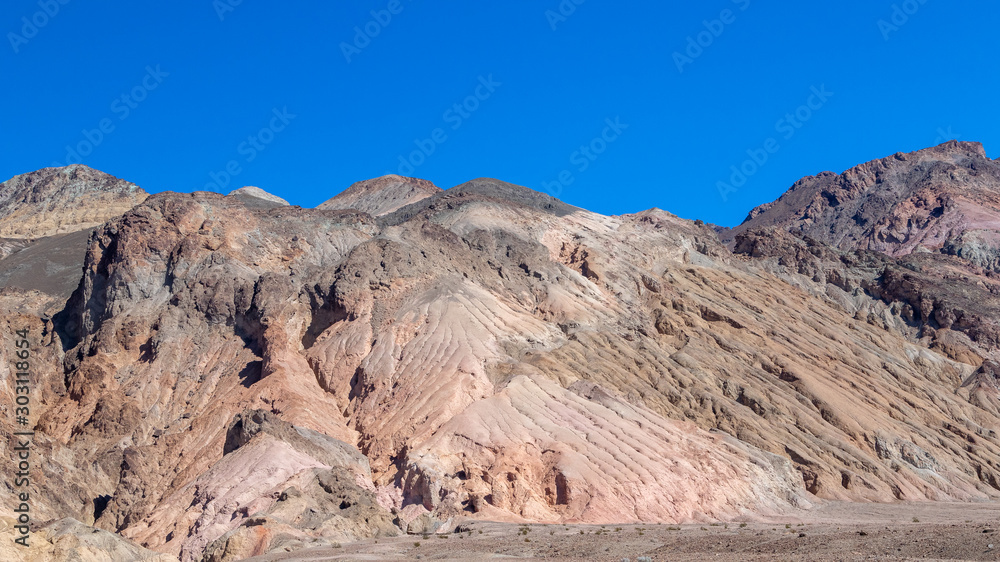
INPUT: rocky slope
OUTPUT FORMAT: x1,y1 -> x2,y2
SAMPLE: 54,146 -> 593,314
0,165 -> 148,298
728,141 -> 1000,270
0,165 -> 147,239
317,174 -> 441,216
3,147 -> 1000,561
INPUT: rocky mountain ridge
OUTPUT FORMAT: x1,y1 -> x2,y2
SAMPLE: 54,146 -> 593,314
728,141 -> 1000,271
2,142 -> 1000,561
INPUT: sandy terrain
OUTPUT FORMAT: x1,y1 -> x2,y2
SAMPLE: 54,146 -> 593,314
247,502 -> 1000,561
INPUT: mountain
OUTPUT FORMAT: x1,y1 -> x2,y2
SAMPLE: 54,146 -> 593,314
0,164 -> 147,239
729,141 -> 1000,270
4,148 -> 1000,560
227,186 -> 289,207
317,174 -> 441,216
0,165 -> 148,297
730,141 -> 1000,381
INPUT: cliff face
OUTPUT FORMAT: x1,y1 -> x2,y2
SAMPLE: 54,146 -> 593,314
5,148 -> 1000,561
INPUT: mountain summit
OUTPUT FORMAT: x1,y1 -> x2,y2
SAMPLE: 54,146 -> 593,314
317,174 -> 442,216
0,164 -> 147,239
730,141 -> 1000,270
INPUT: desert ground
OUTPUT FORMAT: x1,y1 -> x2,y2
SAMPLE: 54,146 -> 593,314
246,502 -> 1000,561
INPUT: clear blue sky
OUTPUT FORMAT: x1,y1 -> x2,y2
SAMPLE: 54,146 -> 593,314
2,1 -> 997,226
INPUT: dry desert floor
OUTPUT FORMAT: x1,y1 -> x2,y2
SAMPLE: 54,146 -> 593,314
247,501 -> 1000,561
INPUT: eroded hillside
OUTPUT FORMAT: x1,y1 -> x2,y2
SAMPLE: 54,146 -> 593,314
3,148 -> 1000,561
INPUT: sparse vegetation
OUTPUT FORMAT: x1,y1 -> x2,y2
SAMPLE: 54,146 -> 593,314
413,541 -> 421,547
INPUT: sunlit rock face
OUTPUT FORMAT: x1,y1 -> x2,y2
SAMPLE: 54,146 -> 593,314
5,145 -> 1000,561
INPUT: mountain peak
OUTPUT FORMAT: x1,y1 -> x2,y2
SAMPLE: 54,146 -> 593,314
317,174 -> 441,216
0,165 -> 147,238
227,186 -> 289,206
730,141 -> 1000,266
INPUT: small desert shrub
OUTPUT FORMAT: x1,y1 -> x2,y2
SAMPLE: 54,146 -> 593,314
912,517 -> 920,523
740,523 -> 747,528
413,541 -> 421,547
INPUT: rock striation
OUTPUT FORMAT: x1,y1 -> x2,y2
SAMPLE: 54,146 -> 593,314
3,144 -> 1000,561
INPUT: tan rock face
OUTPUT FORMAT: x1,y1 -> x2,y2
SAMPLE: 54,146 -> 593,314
0,165 -> 147,239
5,152 -> 1000,561
227,187 -> 289,207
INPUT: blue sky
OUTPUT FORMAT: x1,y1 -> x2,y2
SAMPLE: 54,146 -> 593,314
2,1 -> 997,226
